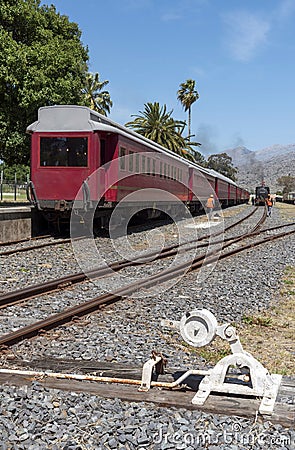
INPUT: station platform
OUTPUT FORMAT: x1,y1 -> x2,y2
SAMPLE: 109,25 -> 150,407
0,205 -> 33,243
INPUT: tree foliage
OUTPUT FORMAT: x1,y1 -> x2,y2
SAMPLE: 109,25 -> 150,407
177,79 -> 199,138
82,72 -> 112,115
125,102 -> 204,164
207,152 -> 238,181
0,0 -> 89,165
0,162 -> 30,182
277,175 -> 295,194
192,151 -> 207,167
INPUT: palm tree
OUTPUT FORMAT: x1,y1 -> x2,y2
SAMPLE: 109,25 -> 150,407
125,102 -> 200,162
177,79 -> 199,139
82,72 -> 113,115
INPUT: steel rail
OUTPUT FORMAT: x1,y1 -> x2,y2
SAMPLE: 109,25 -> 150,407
0,208 -> 288,312
0,207 -> 262,308
0,207 -> 258,256
0,237 -> 73,256
0,223 -> 294,348
0,235 -> 51,248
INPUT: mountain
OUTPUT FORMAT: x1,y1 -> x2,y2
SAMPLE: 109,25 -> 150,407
221,144 -> 295,193
255,143 -> 295,161
223,146 -> 255,166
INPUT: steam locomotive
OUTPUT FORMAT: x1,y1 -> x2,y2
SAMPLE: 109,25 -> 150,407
255,185 -> 270,206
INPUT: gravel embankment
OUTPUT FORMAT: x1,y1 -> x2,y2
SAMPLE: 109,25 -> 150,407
0,204 -> 294,449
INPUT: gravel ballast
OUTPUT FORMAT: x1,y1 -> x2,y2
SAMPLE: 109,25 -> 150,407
0,204 -> 294,449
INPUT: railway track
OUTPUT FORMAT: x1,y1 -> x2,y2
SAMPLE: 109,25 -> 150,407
0,234 -> 51,248
0,207 -> 294,348
0,236 -> 82,256
0,206 -> 261,309
0,207 -> 256,256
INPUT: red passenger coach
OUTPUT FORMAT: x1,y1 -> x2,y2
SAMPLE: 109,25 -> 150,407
210,170 -> 236,206
30,132 -> 92,202
27,106 -> 101,211
189,166 -> 215,209
229,183 -> 237,205
27,105 -> 249,230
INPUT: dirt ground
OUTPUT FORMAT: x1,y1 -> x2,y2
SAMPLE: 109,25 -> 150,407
193,202 -> 295,376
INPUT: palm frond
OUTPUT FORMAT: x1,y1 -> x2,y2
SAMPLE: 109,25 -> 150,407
82,72 -> 112,115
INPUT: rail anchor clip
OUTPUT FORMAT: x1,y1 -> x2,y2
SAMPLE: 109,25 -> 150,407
140,309 -> 281,415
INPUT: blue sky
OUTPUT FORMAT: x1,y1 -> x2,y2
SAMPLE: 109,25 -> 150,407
43,0 -> 295,155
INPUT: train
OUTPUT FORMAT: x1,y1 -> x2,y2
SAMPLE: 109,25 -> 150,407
283,192 -> 295,204
26,105 -> 249,231
255,185 -> 270,206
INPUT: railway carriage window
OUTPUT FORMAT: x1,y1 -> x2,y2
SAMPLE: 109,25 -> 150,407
119,147 -> 126,170
135,153 -> 140,172
152,159 -> 156,176
160,162 -> 163,178
147,157 -> 151,175
180,169 -> 183,182
40,137 -> 88,167
174,167 -> 177,180
177,168 -> 180,181
167,165 -> 170,179
142,155 -> 146,173
164,163 -> 167,178
129,151 -> 134,172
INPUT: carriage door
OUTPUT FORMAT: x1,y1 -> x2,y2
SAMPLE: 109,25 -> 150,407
98,138 -> 106,203
188,167 -> 194,210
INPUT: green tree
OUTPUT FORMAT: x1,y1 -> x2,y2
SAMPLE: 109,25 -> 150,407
177,79 -> 199,139
277,175 -> 295,194
0,163 -> 30,183
125,102 -> 202,162
192,151 -> 207,167
207,153 -> 238,181
0,0 -> 89,165
82,72 -> 112,115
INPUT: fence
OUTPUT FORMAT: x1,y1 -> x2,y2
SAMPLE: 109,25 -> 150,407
0,181 -> 29,202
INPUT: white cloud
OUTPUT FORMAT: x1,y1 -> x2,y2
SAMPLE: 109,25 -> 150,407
276,0 -> 295,20
160,0 -> 209,22
223,11 -> 271,62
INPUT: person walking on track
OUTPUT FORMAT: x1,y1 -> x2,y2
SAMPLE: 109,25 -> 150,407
206,194 -> 215,220
265,194 -> 273,217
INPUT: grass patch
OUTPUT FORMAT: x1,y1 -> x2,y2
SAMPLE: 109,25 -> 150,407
194,341 -> 231,366
275,202 -> 295,221
242,315 -> 272,327
237,265 -> 295,375
163,266 -> 295,376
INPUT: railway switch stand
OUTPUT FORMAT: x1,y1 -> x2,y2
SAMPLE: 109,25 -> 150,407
140,309 -> 282,415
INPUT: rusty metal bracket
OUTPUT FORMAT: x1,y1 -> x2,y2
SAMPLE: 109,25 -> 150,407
138,351 -> 166,392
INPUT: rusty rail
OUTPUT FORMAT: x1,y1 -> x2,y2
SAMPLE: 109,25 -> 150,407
0,235 -> 51,248
0,207 -> 262,308
0,237 -> 87,256
0,222 -> 294,348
